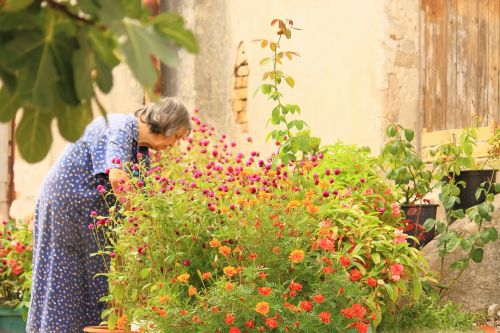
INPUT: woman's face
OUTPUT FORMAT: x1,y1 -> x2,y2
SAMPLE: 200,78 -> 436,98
147,128 -> 189,151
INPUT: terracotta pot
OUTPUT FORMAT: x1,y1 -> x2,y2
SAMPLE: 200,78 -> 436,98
83,326 -> 130,333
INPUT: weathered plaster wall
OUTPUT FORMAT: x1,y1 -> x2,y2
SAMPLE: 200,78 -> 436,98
166,0 -> 420,156
9,64 -> 143,220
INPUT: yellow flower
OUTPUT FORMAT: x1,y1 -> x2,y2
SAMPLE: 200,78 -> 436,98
287,200 -> 301,209
177,273 -> 190,284
255,301 -> 270,315
258,191 -> 272,200
223,266 -> 238,277
289,249 -> 305,264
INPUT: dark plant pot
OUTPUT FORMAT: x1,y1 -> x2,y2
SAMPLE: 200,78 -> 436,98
445,169 -> 498,218
401,204 -> 439,248
0,306 -> 26,333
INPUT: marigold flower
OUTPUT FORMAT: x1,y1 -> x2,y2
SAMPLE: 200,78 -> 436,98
223,266 -> 238,277
318,238 -> 335,251
248,252 -> 258,260
157,309 -> 166,317
177,273 -> 190,283
287,200 -> 301,209
258,272 -> 268,279
159,295 -> 168,304
188,286 -> 197,296
340,255 -> 351,267
225,282 -> 234,291
255,301 -> 270,315
289,249 -> 305,263
258,287 -> 271,296
265,317 -> 278,329
289,282 -> 302,292
322,266 -> 334,274
272,246 -> 280,254
219,246 -> 231,257
312,294 -> 325,303
355,321 -> 369,333
351,303 -> 366,319
201,272 -> 212,280
245,320 -> 255,328
299,300 -> 313,312
307,205 -> 319,214
366,277 -> 377,288
225,313 -> 235,325
350,268 -> 362,282
318,311 -> 331,323
209,239 -> 221,247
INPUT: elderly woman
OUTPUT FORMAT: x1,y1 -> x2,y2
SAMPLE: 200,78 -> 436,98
27,98 -> 191,333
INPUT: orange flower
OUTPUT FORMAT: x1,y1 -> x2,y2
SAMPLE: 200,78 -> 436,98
219,246 -> 231,257
306,205 -> 319,214
177,273 -> 190,283
272,246 -> 280,254
159,295 -> 168,304
289,249 -> 305,263
201,272 -> 212,280
255,301 -> 270,315
258,287 -> 271,296
188,286 -> 198,296
248,252 -> 258,260
287,200 -> 301,209
209,239 -> 221,248
157,309 -> 166,317
116,314 -> 127,330
258,191 -> 272,200
223,266 -> 238,277
225,282 -> 234,291
258,272 -> 268,279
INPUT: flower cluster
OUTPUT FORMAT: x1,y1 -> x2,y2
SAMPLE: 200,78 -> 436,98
91,111 -> 429,332
0,218 -> 32,315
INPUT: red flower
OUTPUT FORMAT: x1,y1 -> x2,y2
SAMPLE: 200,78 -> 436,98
390,263 -> 404,275
322,266 -> 334,274
366,277 -> 377,288
258,286 -> 271,296
318,311 -> 331,324
350,269 -> 362,282
225,313 -> 235,325
355,321 -> 369,333
265,317 -> 278,329
351,304 -> 366,319
317,238 -> 335,251
340,255 -> 351,267
229,327 -> 240,333
341,307 -> 356,319
289,282 -> 303,292
312,294 -> 325,303
245,320 -> 255,328
299,300 -> 313,312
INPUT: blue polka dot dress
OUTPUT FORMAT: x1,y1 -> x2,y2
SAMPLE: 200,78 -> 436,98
27,114 -> 149,333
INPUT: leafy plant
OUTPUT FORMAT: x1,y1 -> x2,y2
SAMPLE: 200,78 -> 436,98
90,115 -> 430,332
0,218 -> 33,319
0,0 -> 198,162
255,19 -> 320,164
378,294 -> 484,332
378,124 -> 435,206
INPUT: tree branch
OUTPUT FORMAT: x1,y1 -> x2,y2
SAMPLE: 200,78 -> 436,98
44,0 -> 101,28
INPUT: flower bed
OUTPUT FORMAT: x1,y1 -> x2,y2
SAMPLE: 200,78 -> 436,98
91,114 -> 430,333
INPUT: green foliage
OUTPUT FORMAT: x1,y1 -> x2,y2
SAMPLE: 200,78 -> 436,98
378,295 -> 483,332
0,0 -> 198,162
378,124 -> 435,205
256,19 -> 320,164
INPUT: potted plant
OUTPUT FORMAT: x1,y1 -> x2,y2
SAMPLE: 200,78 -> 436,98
0,218 -> 32,333
430,125 -> 498,219
378,123 -> 438,247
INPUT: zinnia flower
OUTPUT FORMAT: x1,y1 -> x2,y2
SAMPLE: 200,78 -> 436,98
318,311 -> 331,323
255,302 -> 270,315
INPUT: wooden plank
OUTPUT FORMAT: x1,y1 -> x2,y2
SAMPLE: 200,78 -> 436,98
478,0 -> 490,126
436,0 -> 448,130
422,0 -> 434,131
456,0 -> 469,130
487,0 -> 500,126
466,0 -> 479,127
446,0 -> 458,130
422,125 -> 495,147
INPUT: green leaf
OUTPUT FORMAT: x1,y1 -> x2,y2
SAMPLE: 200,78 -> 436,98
88,29 -> 119,68
72,45 -> 94,101
152,13 -> 199,53
404,128 -> 414,142
423,218 -> 437,232
261,84 -> 272,94
97,1 -> 125,23
140,268 -> 150,279
122,21 -> 179,88
371,252 -> 380,265
387,125 -> 397,137
112,283 -> 125,300
383,283 -> 398,302
3,0 -> 33,11
463,142 -> 473,156
0,86 -> 20,122
15,108 -> 53,163
447,237 -> 460,252
271,106 -> 280,125
494,183 -> 500,193
56,103 -> 92,142
285,76 -> 295,88
94,56 -> 113,93
485,227 -> 498,242
460,239 -> 473,251
478,204 -> 490,219
108,312 -> 118,330
450,258 -> 468,270
471,248 -> 484,263
77,0 -> 101,17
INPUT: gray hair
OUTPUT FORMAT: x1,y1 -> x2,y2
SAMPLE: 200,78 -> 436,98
135,97 -> 192,136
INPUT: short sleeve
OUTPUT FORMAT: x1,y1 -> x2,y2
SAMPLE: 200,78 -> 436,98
90,116 -> 136,176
